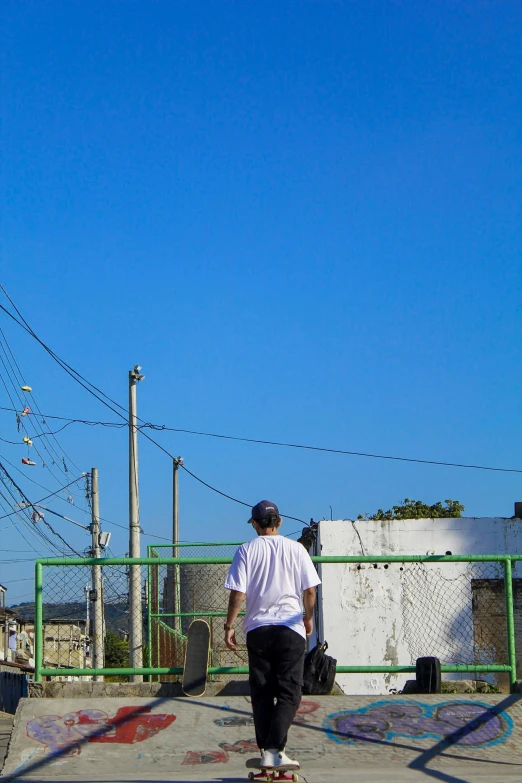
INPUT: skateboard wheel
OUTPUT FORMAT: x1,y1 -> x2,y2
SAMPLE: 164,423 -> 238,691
292,775 -> 299,782
248,774 -> 254,780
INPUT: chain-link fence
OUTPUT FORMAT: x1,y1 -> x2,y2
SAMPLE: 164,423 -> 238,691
401,561 -> 516,667
40,561 -> 142,675
34,553 -> 522,691
148,543 -> 245,683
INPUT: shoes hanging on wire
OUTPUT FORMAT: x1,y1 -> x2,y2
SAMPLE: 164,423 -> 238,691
22,458 -> 36,467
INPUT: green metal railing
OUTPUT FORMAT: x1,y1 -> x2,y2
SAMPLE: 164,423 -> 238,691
146,542 -> 244,677
34,553 -> 522,691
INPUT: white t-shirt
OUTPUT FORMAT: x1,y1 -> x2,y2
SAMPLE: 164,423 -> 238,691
224,535 -> 321,639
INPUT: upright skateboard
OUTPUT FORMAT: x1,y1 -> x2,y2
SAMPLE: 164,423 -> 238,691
246,757 -> 299,782
182,619 -> 210,697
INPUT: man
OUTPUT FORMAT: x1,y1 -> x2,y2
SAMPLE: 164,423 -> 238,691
224,500 -> 320,771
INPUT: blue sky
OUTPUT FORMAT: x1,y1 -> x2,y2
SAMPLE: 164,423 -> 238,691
1,2 -> 521,602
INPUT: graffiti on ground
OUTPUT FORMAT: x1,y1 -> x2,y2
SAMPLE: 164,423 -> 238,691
296,700 -> 320,720
27,707 -> 176,757
214,714 -> 254,728
325,700 -> 513,748
182,750 -> 229,765
219,738 -> 258,754
214,699 -> 320,727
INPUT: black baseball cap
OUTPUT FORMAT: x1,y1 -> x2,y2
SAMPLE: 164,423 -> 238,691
248,500 -> 280,524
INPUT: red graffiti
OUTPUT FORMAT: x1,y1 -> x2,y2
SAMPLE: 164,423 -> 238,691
27,707 -> 176,756
182,750 -> 229,765
296,700 -> 320,720
85,706 -> 175,744
219,738 -> 258,754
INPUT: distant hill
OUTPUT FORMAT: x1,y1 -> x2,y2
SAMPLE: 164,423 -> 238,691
8,602 -> 129,636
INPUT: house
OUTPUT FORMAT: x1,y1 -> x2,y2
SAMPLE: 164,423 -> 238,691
42,621 -> 91,673
0,585 -> 33,668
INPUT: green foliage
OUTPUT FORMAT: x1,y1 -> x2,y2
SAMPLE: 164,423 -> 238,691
105,631 -> 129,669
357,498 -> 464,521
104,630 -> 130,681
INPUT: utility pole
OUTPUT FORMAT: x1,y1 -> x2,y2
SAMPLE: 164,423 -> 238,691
90,468 -> 105,680
167,458 -> 183,633
129,365 -> 144,681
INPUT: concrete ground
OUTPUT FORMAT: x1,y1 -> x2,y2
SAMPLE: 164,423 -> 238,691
2,694 -> 522,783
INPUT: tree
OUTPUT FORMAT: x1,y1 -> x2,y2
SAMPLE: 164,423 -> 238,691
104,631 -> 129,669
357,498 -> 464,521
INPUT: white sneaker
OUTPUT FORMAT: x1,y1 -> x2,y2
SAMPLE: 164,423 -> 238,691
273,750 -> 299,769
260,749 -> 276,769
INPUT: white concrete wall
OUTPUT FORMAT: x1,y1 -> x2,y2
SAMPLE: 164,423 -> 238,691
318,517 -> 522,695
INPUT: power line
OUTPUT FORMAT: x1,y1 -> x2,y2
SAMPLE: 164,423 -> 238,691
142,425 -> 522,476
179,463 -> 305,523
2,292 -> 520,477
0,490 -> 49,557
0,406 -> 126,426
1,401 -> 521,476
0,300 -> 305,519
0,325 -> 83,474
0,424 -> 74,444
4,288 -> 521,535
0,464 -> 86,521
0,342 -> 75,487
35,505 -> 89,530
0,558 -> 40,563
0,292 -> 128,421
0,460 -> 81,555
0,549 -> 38,552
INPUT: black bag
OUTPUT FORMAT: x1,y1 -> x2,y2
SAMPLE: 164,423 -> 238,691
302,640 -> 337,695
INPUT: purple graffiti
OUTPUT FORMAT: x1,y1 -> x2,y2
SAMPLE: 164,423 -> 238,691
326,701 -> 511,747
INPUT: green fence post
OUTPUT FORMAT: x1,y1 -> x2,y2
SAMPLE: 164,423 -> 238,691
504,557 -> 517,692
35,562 -> 43,682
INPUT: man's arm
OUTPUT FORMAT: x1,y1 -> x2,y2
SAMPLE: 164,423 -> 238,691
303,586 -> 316,636
224,590 -> 245,650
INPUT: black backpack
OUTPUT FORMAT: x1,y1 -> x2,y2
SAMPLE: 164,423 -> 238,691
302,641 -> 337,695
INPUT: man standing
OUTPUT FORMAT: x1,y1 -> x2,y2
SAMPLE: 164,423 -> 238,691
224,500 -> 320,771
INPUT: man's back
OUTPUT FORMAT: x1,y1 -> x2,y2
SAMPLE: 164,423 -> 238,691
225,535 -> 320,637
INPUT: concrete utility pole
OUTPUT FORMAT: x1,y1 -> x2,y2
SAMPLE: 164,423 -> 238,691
167,457 -> 183,633
129,365 -> 145,681
173,457 -> 184,633
90,468 -> 105,680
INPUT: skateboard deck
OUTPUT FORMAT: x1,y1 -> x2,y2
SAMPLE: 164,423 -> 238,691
182,619 -> 210,697
246,757 -> 299,782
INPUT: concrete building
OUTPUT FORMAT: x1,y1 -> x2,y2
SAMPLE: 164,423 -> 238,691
42,622 -> 91,674
0,585 -> 32,668
318,515 -> 522,696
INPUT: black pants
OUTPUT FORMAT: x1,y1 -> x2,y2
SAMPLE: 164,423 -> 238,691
247,625 -> 305,752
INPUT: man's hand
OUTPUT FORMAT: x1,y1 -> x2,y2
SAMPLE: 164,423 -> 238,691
225,628 -> 237,651
224,590 -> 245,651
303,586 -> 316,636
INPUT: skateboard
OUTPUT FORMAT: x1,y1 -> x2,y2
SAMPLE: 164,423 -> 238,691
246,757 -> 299,782
182,619 -> 210,697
